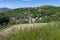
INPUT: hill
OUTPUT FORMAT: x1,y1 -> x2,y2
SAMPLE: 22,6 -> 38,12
0,7 -> 10,12
0,22 -> 60,40
0,5 -> 60,25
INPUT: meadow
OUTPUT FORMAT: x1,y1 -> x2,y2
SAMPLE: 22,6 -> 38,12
0,22 -> 60,40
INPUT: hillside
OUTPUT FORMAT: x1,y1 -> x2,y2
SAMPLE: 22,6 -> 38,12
0,23 -> 48,37
0,5 -> 60,40
1,5 -> 60,23
0,5 -> 60,26
0,8 -> 10,12
0,22 -> 60,40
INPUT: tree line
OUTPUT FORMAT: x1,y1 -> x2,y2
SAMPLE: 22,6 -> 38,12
0,5 -> 60,26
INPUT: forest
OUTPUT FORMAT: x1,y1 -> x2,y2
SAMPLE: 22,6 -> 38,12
0,5 -> 60,26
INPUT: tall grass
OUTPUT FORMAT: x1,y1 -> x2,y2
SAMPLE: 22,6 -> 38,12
1,23 -> 60,40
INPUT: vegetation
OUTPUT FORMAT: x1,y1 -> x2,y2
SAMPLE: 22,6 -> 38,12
0,5 -> 60,40
0,5 -> 60,24
0,5 -> 60,30
0,22 -> 60,40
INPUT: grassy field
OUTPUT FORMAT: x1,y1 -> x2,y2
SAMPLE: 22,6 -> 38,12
0,22 -> 60,40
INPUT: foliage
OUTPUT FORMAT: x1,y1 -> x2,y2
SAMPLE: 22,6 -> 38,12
1,22 -> 60,40
0,5 -> 60,25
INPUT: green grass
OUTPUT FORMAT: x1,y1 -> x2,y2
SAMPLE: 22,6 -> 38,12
1,23 -> 60,40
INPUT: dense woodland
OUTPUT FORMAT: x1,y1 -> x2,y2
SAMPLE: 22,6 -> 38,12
0,5 -> 60,26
